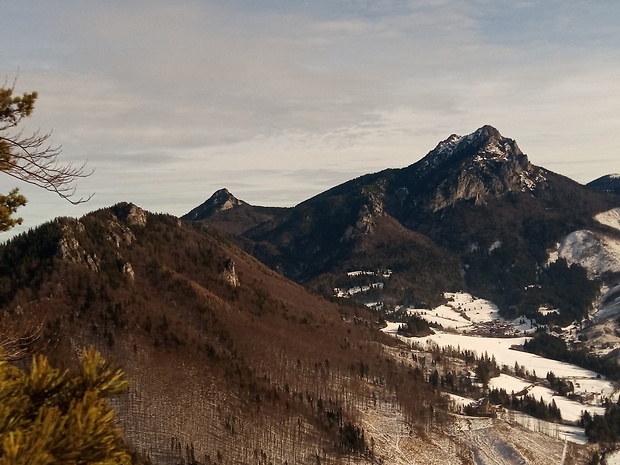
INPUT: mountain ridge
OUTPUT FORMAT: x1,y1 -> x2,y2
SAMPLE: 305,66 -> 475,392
588,173 -> 620,196
185,125 -> 620,322
1,203 -> 428,464
6,201 -> 592,464
1,139 -> 615,463
182,188 -> 289,235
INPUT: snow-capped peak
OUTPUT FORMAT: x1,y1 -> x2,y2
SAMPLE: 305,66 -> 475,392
419,125 -> 538,183
422,125 -> 512,168
426,133 -> 464,161
410,126 -> 549,210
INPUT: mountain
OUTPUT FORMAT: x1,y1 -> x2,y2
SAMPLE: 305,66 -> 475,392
0,202 -> 596,464
588,174 -> 620,196
2,124 -> 615,463
182,188 -> 288,235
186,126 -> 620,325
0,203 -> 457,464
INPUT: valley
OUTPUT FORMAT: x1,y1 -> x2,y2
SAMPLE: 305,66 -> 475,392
384,293 -> 614,425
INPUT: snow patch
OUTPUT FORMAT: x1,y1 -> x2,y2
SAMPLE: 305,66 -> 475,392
551,229 -> 620,276
606,449 -> 620,464
595,208 -> 620,232
409,292 -> 535,335
489,240 -> 502,253
538,306 -> 559,316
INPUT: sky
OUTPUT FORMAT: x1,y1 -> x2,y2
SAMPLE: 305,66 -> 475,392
2,0 -> 620,239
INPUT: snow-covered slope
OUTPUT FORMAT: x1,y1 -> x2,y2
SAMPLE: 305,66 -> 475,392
543,213 -> 620,357
551,230 -> 620,276
547,208 -> 620,277
593,284 -> 620,323
595,207 -> 620,232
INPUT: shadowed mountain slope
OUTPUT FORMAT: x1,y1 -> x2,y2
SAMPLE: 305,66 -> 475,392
588,174 -> 620,196
187,126 -> 620,321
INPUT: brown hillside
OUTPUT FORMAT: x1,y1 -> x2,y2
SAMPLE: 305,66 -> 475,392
0,204 -> 448,465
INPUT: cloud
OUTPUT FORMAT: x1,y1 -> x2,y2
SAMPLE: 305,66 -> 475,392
2,0 -> 620,241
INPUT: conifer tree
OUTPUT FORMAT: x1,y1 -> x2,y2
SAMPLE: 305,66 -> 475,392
0,347 -> 130,464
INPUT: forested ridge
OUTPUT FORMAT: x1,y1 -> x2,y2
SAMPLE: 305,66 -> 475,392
0,204 -> 458,464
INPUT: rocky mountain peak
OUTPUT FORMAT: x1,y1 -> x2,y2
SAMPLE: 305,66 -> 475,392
409,126 -> 546,211
210,188 -> 242,209
111,202 -> 147,227
182,188 -> 246,221
424,125 -> 520,167
473,124 -> 503,141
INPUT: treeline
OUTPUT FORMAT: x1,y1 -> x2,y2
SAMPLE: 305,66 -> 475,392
458,204 -> 600,327
396,314 -> 434,337
0,220 -> 65,306
463,388 -> 562,422
496,257 -> 599,326
581,403 -> 620,443
410,342 -> 567,424
523,332 -> 620,381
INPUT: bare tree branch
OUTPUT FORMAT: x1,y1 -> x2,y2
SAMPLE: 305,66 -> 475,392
0,323 -> 42,361
0,131 -> 93,204
1,79 -> 93,230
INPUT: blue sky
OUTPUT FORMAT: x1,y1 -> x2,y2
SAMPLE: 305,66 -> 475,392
2,0 -> 620,238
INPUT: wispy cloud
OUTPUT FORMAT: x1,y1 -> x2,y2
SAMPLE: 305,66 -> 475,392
2,0 -> 619,239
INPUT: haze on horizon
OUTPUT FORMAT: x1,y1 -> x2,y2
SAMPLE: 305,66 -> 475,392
2,0 -> 619,239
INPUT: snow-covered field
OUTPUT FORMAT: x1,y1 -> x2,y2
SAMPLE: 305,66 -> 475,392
488,374 -> 607,423
498,410 -> 588,444
383,291 -> 619,445
383,323 -> 615,398
406,292 -> 534,334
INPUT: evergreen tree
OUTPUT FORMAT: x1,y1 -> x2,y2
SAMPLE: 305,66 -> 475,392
0,347 -> 130,464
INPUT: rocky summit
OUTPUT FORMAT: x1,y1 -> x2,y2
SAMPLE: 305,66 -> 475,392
183,188 -> 246,220
406,124 -> 547,211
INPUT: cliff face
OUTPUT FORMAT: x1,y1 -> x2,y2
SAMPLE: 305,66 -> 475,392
393,125 -> 547,213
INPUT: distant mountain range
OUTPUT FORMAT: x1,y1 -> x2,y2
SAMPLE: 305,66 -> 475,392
184,125 -> 620,325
